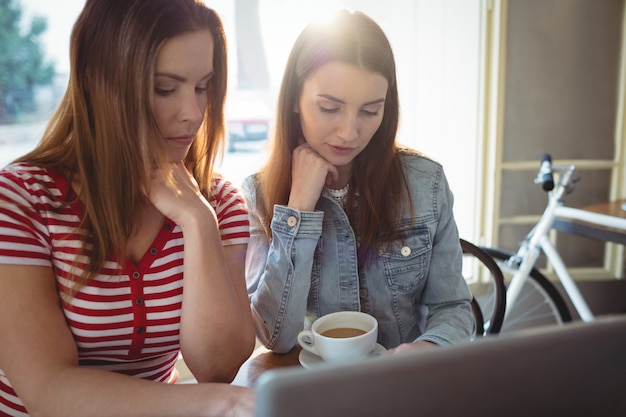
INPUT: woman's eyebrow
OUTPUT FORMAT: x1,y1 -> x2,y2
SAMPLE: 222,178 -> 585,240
363,98 -> 385,106
154,71 -> 214,82
317,93 -> 385,106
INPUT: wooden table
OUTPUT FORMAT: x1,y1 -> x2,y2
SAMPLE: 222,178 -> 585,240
231,344 -> 302,387
552,200 -> 626,245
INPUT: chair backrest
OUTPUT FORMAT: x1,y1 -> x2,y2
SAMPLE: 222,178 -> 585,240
460,238 -> 506,336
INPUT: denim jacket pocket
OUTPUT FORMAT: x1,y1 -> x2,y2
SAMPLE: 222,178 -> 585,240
379,227 -> 432,292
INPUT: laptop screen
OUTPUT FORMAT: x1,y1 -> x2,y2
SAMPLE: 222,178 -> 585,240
255,315 -> 626,417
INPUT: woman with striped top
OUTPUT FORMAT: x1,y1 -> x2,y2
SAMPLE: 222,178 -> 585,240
0,0 -> 255,416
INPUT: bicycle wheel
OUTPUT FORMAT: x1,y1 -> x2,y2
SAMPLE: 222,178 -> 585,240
481,247 -> 572,333
460,239 -> 506,336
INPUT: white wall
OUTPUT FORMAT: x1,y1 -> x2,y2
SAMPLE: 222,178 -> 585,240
407,0 -> 483,241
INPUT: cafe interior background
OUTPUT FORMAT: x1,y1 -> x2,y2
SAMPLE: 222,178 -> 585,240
2,0 -> 625,310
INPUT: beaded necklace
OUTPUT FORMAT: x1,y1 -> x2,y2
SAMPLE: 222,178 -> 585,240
323,183 -> 350,207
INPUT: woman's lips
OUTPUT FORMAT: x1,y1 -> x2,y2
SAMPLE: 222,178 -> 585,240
329,145 -> 355,156
169,135 -> 195,146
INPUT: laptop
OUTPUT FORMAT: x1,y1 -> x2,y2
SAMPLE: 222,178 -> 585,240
255,315 -> 626,417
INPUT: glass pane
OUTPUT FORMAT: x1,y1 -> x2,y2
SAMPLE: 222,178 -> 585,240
500,168 -> 612,219
559,169 -> 611,208
502,0 -> 622,162
500,169 -> 546,218
556,233 -> 604,269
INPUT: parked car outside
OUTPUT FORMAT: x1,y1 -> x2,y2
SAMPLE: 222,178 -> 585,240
226,89 -> 273,152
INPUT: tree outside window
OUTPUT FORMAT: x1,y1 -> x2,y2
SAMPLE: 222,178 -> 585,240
0,0 -> 54,124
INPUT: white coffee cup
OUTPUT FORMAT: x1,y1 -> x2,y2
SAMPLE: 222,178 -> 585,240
297,311 -> 378,364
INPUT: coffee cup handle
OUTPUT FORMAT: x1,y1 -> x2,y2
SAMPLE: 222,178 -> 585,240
297,330 -> 320,356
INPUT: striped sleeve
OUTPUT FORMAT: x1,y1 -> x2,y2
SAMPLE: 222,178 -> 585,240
0,165 -> 54,267
208,176 -> 250,246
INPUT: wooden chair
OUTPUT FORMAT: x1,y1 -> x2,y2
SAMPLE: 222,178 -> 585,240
460,238 -> 506,337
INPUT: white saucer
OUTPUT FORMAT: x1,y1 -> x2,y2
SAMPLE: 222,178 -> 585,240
298,343 -> 387,369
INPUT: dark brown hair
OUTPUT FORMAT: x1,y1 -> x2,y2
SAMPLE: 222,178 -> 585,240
258,9 -> 412,262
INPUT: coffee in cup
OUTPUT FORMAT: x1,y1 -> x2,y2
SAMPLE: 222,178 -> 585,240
297,311 -> 378,363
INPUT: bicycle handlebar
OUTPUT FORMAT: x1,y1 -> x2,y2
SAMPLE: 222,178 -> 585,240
536,153 -> 555,191
534,154 -> 580,197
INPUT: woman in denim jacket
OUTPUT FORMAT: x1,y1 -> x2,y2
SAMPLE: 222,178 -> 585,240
243,10 -> 474,354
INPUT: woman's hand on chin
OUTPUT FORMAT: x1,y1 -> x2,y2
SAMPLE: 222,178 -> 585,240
287,142 -> 339,211
148,162 -> 214,226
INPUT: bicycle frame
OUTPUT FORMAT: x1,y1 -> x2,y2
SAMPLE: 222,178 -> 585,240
504,163 -> 626,323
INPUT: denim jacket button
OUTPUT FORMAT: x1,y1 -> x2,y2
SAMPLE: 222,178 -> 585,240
287,216 -> 297,227
359,288 -> 368,298
401,246 -> 411,257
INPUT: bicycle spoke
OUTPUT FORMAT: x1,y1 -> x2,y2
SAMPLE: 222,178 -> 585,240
482,247 -> 570,333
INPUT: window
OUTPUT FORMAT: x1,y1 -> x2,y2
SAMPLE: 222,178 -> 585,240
0,0 -> 484,240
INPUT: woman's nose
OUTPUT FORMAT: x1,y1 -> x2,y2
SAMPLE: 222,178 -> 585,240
178,93 -> 205,123
337,112 -> 359,142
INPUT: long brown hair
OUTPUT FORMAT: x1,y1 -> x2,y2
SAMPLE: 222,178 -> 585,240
15,0 -> 228,289
258,10 -> 411,262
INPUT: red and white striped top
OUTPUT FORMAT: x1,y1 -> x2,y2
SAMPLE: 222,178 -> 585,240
0,163 -> 250,416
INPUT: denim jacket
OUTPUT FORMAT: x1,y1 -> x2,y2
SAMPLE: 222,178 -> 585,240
242,151 -> 474,353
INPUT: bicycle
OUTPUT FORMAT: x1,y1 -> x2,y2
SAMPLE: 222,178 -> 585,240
476,154 -> 626,333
